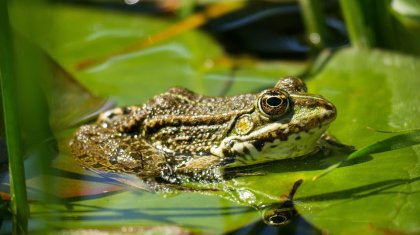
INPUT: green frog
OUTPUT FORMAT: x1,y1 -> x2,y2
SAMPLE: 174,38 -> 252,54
70,77 -> 336,184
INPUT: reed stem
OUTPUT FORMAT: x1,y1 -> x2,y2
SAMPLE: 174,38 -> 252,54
0,1 -> 29,234
339,0 -> 374,48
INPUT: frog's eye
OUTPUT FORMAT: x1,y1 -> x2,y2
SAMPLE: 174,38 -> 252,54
257,89 -> 290,118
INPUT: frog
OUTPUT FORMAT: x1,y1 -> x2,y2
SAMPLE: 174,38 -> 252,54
70,77 -> 336,185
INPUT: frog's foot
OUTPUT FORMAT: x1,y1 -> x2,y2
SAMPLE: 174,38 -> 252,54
319,133 -> 355,154
158,154 -> 225,183
158,161 -> 220,184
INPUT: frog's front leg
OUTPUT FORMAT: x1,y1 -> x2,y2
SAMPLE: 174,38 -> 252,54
318,133 -> 355,154
160,155 -> 225,183
162,154 -> 265,183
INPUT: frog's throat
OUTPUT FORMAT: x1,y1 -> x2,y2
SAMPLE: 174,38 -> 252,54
210,122 -> 284,158
210,112 -> 332,159
211,123 -> 329,166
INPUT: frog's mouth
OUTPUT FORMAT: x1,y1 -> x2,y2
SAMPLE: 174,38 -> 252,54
212,122 -> 330,166
211,97 -> 336,165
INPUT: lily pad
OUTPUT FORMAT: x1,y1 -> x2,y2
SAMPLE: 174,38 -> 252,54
29,189 -> 260,234
10,3 -> 305,105
295,48 -> 420,234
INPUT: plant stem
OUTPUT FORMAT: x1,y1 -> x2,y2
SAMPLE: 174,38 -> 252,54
0,1 -> 29,234
339,0 -> 375,48
298,0 -> 329,49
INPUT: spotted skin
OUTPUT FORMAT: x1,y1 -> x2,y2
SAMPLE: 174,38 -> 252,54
70,77 -> 336,183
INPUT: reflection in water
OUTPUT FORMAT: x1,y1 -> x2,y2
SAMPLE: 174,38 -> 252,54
261,179 -> 302,226
228,180 -> 322,234
263,206 -> 295,226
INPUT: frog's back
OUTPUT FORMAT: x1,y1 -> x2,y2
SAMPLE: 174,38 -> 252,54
143,87 -> 255,118
96,87 -> 254,132
139,87 -> 256,157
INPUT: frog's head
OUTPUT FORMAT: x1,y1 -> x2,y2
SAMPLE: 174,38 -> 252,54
211,77 -> 336,166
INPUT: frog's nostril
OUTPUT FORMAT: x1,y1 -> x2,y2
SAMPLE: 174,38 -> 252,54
323,101 -> 336,112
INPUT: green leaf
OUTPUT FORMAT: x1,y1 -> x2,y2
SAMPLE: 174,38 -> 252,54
314,129 -> 420,179
10,3 -> 305,106
295,48 -> 420,234
30,190 -> 260,234
348,129 -> 420,160
0,1 -> 29,233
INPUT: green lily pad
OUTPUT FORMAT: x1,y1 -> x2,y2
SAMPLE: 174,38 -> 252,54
30,189 -> 259,234
294,48 -> 420,234
10,3 -> 305,105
